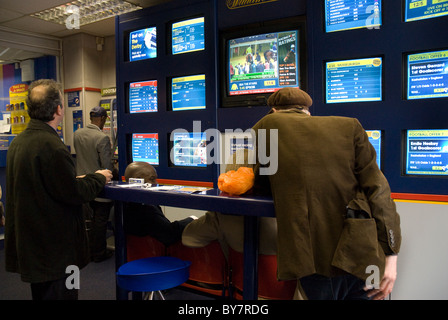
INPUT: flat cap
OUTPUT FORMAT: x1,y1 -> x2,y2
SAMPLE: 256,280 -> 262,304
267,87 -> 312,109
90,106 -> 107,117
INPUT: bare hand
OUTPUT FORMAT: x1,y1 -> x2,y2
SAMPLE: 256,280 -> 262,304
96,169 -> 113,183
366,255 -> 398,300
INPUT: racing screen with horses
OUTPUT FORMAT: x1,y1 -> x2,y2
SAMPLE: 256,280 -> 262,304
220,16 -> 306,108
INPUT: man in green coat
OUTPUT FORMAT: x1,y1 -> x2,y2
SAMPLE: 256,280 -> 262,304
5,79 -> 112,300
252,87 -> 401,300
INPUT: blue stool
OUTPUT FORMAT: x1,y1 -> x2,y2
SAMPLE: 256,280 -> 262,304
117,256 -> 191,300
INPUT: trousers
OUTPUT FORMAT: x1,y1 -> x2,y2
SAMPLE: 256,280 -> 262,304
299,273 -> 371,300
88,200 -> 113,258
30,277 -> 78,300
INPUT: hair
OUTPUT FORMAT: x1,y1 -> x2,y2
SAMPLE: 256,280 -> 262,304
26,79 -> 62,122
124,162 -> 158,184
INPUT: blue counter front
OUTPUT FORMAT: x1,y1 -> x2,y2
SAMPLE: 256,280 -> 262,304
101,182 -> 275,300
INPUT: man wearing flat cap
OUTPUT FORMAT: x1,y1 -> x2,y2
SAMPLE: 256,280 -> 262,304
74,106 -> 115,262
252,87 -> 401,300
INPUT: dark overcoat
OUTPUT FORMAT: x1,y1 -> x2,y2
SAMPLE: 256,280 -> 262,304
5,119 -> 106,283
252,110 -> 401,281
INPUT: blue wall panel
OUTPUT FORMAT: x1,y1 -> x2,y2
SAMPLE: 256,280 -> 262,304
116,0 -> 448,195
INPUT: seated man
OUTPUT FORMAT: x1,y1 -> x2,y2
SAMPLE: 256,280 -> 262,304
123,162 -> 195,246
181,149 -> 277,259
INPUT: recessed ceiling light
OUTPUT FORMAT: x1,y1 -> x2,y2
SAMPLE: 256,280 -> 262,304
31,0 -> 141,27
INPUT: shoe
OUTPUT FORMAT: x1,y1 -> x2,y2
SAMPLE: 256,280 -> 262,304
92,249 -> 114,263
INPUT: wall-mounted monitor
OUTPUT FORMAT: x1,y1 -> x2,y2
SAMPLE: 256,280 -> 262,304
129,27 -> 157,61
324,0 -> 381,33
172,17 -> 205,55
129,80 -> 158,113
131,133 -> 159,165
171,132 -> 207,167
406,49 -> 448,100
404,129 -> 448,176
171,74 -> 206,111
366,130 -> 382,169
325,57 -> 383,103
227,30 -> 299,96
220,16 -> 306,108
404,0 -> 448,22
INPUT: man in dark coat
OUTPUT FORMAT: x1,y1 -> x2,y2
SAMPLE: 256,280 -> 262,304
252,87 -> 401,300
5,79 -> 112,300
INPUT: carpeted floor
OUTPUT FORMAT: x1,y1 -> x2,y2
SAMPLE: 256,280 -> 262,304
0,237 -> 213,300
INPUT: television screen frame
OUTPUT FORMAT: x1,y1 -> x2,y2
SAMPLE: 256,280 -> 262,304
128,26 -> 157,62
169,74 -> 206,111
405,48 -> 448,101
404,0 -> 448,22
402,129 -> 448,177
219,16 -> 307,108
325,56 -> 384,104
169,131 -> 207,168
171,16 -> 205,55
131,133 -> 160,166
128,80 -> 158,114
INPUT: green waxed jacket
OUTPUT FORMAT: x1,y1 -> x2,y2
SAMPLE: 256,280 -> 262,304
5,119 -> 106,283
252,109 -> 401,281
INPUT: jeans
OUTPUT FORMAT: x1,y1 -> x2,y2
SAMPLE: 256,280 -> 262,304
300,273 -> 371,300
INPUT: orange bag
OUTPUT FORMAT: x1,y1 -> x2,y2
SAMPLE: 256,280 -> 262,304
218,167 -> 254,195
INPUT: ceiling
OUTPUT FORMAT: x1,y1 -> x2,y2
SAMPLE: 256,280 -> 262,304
0,0 -> 170,64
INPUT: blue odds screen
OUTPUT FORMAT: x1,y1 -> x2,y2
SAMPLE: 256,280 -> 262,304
405,129 -> 448,176
407,49 -> 448,100
326,57 -> 383,103
325,0 -> 381,33
171,74 -> 206,111
132,133 -> 159,165
405,0 -> 448,22
172,17 -> 205,55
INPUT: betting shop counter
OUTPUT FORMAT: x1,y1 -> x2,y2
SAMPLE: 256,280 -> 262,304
101,182 -> 276,300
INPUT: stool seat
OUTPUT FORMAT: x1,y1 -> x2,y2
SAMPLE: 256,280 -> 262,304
117,256 -> 191,293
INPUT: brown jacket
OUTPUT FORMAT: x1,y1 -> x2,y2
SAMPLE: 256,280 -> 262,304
252,110 -> 401,281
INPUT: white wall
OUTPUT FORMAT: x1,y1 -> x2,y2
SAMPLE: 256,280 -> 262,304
393,201 -> 448,300
62,33 -> 116,153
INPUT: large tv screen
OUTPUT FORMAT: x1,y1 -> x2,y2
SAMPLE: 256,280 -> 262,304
171,74 -> 206,111
131,133 -> 159,165
404,129 -> 448,176
171,132 -> 207,167
227,30 -> 299,96
129,80 -> 158,113
404,0 -> 448,22
406,49 -> 448,100
324,0 -> 382,33
220,16 -> 306,107
129,27 -> 157,61
172,17 -> 205,55
326,57 -> 383,103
